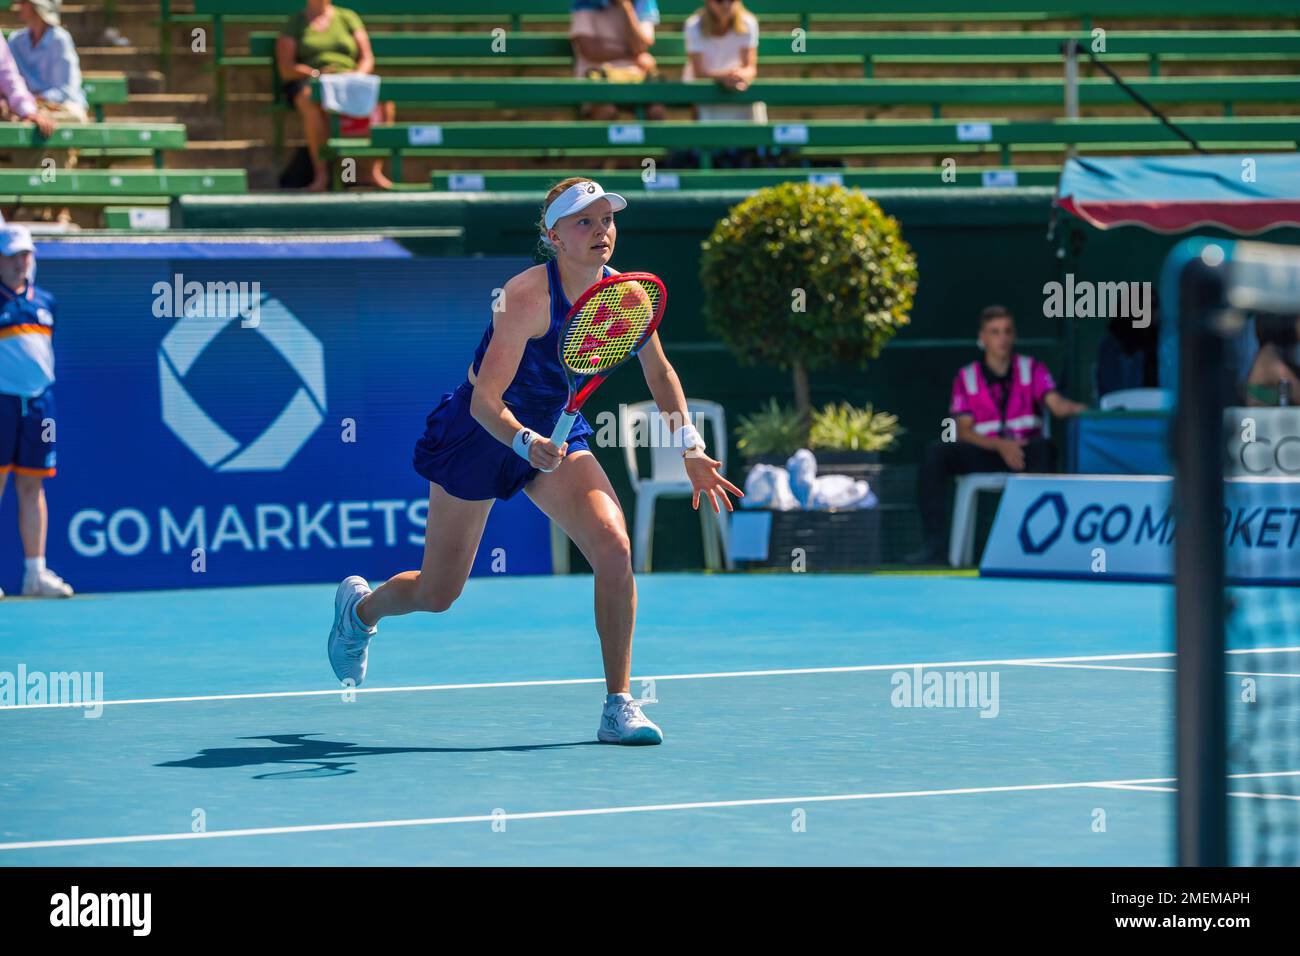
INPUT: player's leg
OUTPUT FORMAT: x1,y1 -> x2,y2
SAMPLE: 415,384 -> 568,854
328,481 -> 492,685
524,450 -> 661,745
358,480 -> 494,624
526,451 -> 634,691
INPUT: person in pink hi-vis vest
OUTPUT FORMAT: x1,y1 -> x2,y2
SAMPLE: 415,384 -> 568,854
907,304 -> 1087,565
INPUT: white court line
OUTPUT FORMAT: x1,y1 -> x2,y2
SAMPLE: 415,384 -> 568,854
1022,661 -> 1300,678
2,770 -> 1296,852
1018,662 -> 1175,674
1227,670 -> 1300,679
2,647 -> 1295,713
0,649 -> 1207,712
0,774 -> 1182,851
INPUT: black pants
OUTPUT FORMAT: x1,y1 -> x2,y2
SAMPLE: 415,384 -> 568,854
917,437 -> 1058,544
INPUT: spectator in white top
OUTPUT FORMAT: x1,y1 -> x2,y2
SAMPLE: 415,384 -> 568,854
570,0 -> 667,121
683,0 -> 763,122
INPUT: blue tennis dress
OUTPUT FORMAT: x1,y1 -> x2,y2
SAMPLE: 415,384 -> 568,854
412,258 -> 607,501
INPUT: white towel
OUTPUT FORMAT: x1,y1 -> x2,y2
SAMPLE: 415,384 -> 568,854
740,464 -> 799,511
809,473 -> 877,511
319,72 -> 381,118
786,448 -> 877,511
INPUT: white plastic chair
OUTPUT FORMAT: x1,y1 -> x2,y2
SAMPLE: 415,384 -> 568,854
948,473 -> 1010,568
1099,387 -> 1173,411
948,414 -> 1051,568
621,399 -> 732,573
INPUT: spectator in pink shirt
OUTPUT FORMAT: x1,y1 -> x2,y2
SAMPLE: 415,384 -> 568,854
906,305 -> 1087,564
0,32 -> 54,137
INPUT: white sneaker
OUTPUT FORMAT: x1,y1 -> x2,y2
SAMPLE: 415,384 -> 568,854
21,568 -> 74,598
597,693 -> 663,745
328,576 -> 376,686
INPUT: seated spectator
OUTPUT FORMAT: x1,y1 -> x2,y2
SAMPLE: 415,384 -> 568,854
570,0 -> 666,122
1244,313 -> 1300,406
906,305 -> 1087,565
683,0 -> 763,122
8,1 -> 88,124
0,32 -> 54,137
1096,291 -> 1160,400
276,0 -> 393,192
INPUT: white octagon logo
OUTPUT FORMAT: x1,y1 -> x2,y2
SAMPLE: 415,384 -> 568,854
158,294 -> 326,471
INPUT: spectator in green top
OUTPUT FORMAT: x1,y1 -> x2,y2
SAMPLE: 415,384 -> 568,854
276,1 -> 393,192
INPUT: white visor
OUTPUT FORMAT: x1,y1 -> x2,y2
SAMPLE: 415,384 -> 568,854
543,180 -> 628,232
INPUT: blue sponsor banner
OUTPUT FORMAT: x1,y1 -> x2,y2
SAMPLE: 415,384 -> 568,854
0,245 -> 552,594
980,475 -> 1300,584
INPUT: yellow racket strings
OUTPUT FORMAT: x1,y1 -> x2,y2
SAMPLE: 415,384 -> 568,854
560,279 -> 660,374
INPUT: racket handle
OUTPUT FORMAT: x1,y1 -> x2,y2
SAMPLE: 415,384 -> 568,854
550,411 -> 577,449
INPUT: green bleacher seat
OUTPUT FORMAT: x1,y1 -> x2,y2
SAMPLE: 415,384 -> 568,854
187,0 -> 1300,70
240,29 -> 1300,76
430,166 -> 1067,192
363,116 -> 1300,177
0,122 -> 187,167
0,169 -> 247,199
307,75 -> 1300,121
80,75 -> 129,101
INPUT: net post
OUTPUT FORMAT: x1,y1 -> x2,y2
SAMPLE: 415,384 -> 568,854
1170,244 -> 1230,867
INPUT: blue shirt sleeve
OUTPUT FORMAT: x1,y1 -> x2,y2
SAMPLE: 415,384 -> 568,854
43,30 -> 85,108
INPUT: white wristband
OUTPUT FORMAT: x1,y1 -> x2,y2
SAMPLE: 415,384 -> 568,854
672,422 -> 704,455
511,427 -> 535,462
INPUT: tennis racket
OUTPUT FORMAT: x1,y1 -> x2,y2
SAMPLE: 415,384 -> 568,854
547,271 -> 666,455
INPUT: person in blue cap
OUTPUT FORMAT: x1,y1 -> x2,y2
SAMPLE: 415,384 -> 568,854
325,177 -> 742,745
0,224 -> 73,598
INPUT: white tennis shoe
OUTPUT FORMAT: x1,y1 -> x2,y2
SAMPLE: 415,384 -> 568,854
22,567 -> 73,597
328,576 -> 376,686
597,693 -> 663,745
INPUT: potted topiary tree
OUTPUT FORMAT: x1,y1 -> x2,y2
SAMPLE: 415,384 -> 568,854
700,182 -> 918,425
703,184 -> 918,570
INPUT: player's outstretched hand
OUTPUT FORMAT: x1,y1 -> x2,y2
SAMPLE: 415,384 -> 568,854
685,454 -> 744,513
531,437 -> 568,473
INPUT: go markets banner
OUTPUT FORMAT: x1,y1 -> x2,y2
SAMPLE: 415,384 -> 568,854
0,244 -> 550,593
980,475 -> 1300,584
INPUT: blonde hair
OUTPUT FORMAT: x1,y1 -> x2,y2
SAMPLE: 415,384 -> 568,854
536,176 -> 595,259
696,0 -> 750,37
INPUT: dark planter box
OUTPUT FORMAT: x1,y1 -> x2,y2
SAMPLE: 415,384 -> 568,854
737,451 -> 891,570
739,507 -> 883,571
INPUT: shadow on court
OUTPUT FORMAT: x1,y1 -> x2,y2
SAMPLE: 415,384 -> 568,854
157,733 -> 599,779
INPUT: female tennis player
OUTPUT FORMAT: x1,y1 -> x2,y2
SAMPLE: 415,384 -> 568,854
327,177 -> 743,745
